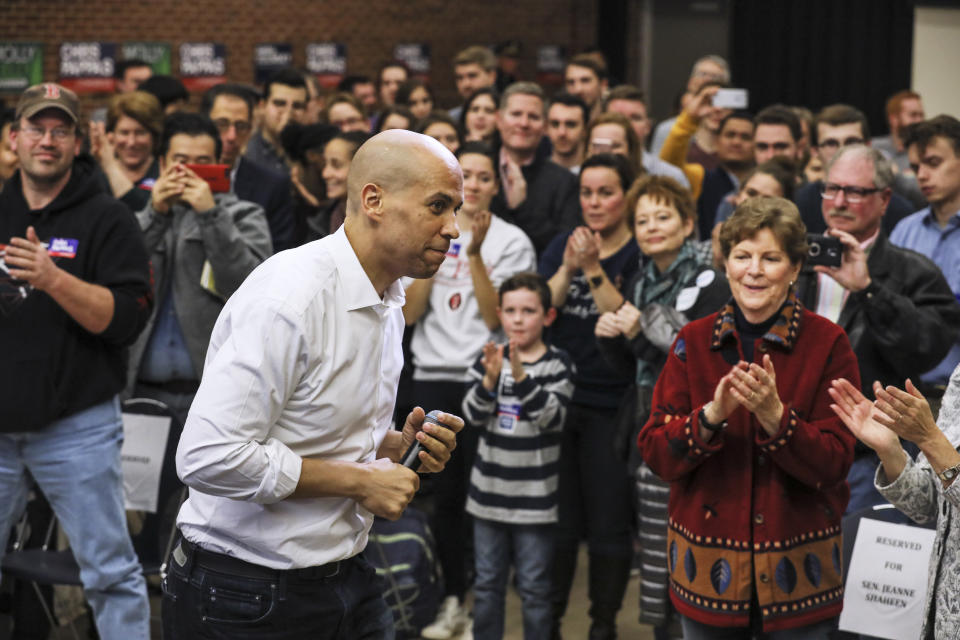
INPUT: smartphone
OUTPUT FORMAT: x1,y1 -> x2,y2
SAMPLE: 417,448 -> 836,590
185,163 -> 231,193
713,88 -> 749,109
806,233 -> 843,268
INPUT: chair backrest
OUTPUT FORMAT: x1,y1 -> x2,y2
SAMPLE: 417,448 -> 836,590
121,398 -> 185,572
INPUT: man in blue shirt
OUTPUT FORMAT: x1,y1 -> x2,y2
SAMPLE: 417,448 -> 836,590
891,115 -> 960,398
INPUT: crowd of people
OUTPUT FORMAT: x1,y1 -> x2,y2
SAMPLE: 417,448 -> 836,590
0,42 -> 959,640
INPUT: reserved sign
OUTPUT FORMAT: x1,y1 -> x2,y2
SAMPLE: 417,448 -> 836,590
839,517 -> 935,639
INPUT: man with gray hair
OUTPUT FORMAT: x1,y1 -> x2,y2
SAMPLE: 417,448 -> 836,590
650,54 -> 730,155
795,144 -> 960,513
491,82 -> 580,256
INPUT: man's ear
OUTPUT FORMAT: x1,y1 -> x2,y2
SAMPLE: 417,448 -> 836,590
360,182 -> 384,221
543,306 -> 558,327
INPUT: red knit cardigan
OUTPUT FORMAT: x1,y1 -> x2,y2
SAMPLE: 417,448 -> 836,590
638,295 -> 859,632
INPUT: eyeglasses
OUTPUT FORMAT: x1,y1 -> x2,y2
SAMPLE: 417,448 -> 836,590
20,125 -> 75,142
821,183 -> 882,203
212,119 -> 252,135
818,137 -> 864,150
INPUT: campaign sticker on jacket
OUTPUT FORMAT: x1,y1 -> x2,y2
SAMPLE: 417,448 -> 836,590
676,286 -> 699,312
696,270 -> 715,288
47,237 -> 79,258
497,402 -> 522,432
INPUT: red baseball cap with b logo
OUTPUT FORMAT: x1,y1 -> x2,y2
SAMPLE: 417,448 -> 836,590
15,83 -> 80,123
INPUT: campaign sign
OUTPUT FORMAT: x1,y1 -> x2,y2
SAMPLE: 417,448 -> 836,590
536,45 -> 566,86
306,43 -> 347,89
393,43 -> 430,80
254,43 -> 293,85
0,42 -> 43,93
839,517 -> 935,639
120,412 -> 172,513
179,42 -> 226,92
122,42 -> 171,75
59,42 -> 116,93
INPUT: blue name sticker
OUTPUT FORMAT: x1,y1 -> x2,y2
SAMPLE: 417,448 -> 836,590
47,237 -> 79,258
497,402 -> 522,432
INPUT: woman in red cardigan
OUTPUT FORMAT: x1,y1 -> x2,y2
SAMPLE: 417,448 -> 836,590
638,197 -> 859,638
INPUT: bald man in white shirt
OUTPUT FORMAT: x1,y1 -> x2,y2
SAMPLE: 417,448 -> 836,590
163,130 -> 465,640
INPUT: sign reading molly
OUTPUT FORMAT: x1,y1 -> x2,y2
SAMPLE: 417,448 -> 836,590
0,42 -> 43,93
179,42 -> 226,92
59,42 -> 116,94
254,43 -> 293,85
306,43 -> 347,89
122,42 -> 172,75
839,517 -> 935,640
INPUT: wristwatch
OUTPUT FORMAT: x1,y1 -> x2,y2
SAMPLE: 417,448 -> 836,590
588,274 -> 604,289
699,406 -> 727,433
938,461 -> 960,484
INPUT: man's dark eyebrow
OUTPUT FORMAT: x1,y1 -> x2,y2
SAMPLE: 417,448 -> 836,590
425,192 -> 454,205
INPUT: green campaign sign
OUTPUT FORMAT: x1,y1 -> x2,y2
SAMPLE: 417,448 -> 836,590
0,42 -> 43,93
122,42 -> 171,75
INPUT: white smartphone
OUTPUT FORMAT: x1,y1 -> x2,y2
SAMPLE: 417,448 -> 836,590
713,88 -> 749,109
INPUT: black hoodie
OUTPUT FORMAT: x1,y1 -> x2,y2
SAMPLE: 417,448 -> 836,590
0,155 -> 153,431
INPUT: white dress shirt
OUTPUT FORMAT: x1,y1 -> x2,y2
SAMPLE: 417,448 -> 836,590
176,226 -> 406,568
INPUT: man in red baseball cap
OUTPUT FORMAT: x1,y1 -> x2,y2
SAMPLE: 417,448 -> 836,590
0,83 -> 153,639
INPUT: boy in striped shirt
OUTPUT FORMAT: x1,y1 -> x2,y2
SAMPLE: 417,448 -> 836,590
462,272 -> 575,640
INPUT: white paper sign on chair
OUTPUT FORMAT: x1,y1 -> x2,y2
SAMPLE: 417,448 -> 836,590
839,518 -> 935,640
120,412 -> 172,513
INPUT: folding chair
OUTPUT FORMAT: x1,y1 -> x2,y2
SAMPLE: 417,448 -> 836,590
0,398 -> 185,637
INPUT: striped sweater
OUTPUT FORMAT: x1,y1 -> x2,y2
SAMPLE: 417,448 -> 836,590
462,345 -> 575,524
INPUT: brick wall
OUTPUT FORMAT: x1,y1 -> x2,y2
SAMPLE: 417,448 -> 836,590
0,0 -> 598,114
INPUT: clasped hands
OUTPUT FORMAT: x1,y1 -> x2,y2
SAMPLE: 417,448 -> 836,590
561,226 -> 602,273
595,302 -> 642,340
3,226 -> 62,292
703,354 -> 784,438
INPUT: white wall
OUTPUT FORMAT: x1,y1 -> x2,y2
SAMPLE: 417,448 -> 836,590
913,6 -> 960,118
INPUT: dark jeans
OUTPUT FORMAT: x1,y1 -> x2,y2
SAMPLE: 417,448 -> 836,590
554,402 -> 633,557
412,378 -> 477,601
551,402 -> 633,626
161,539 -> 394,639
